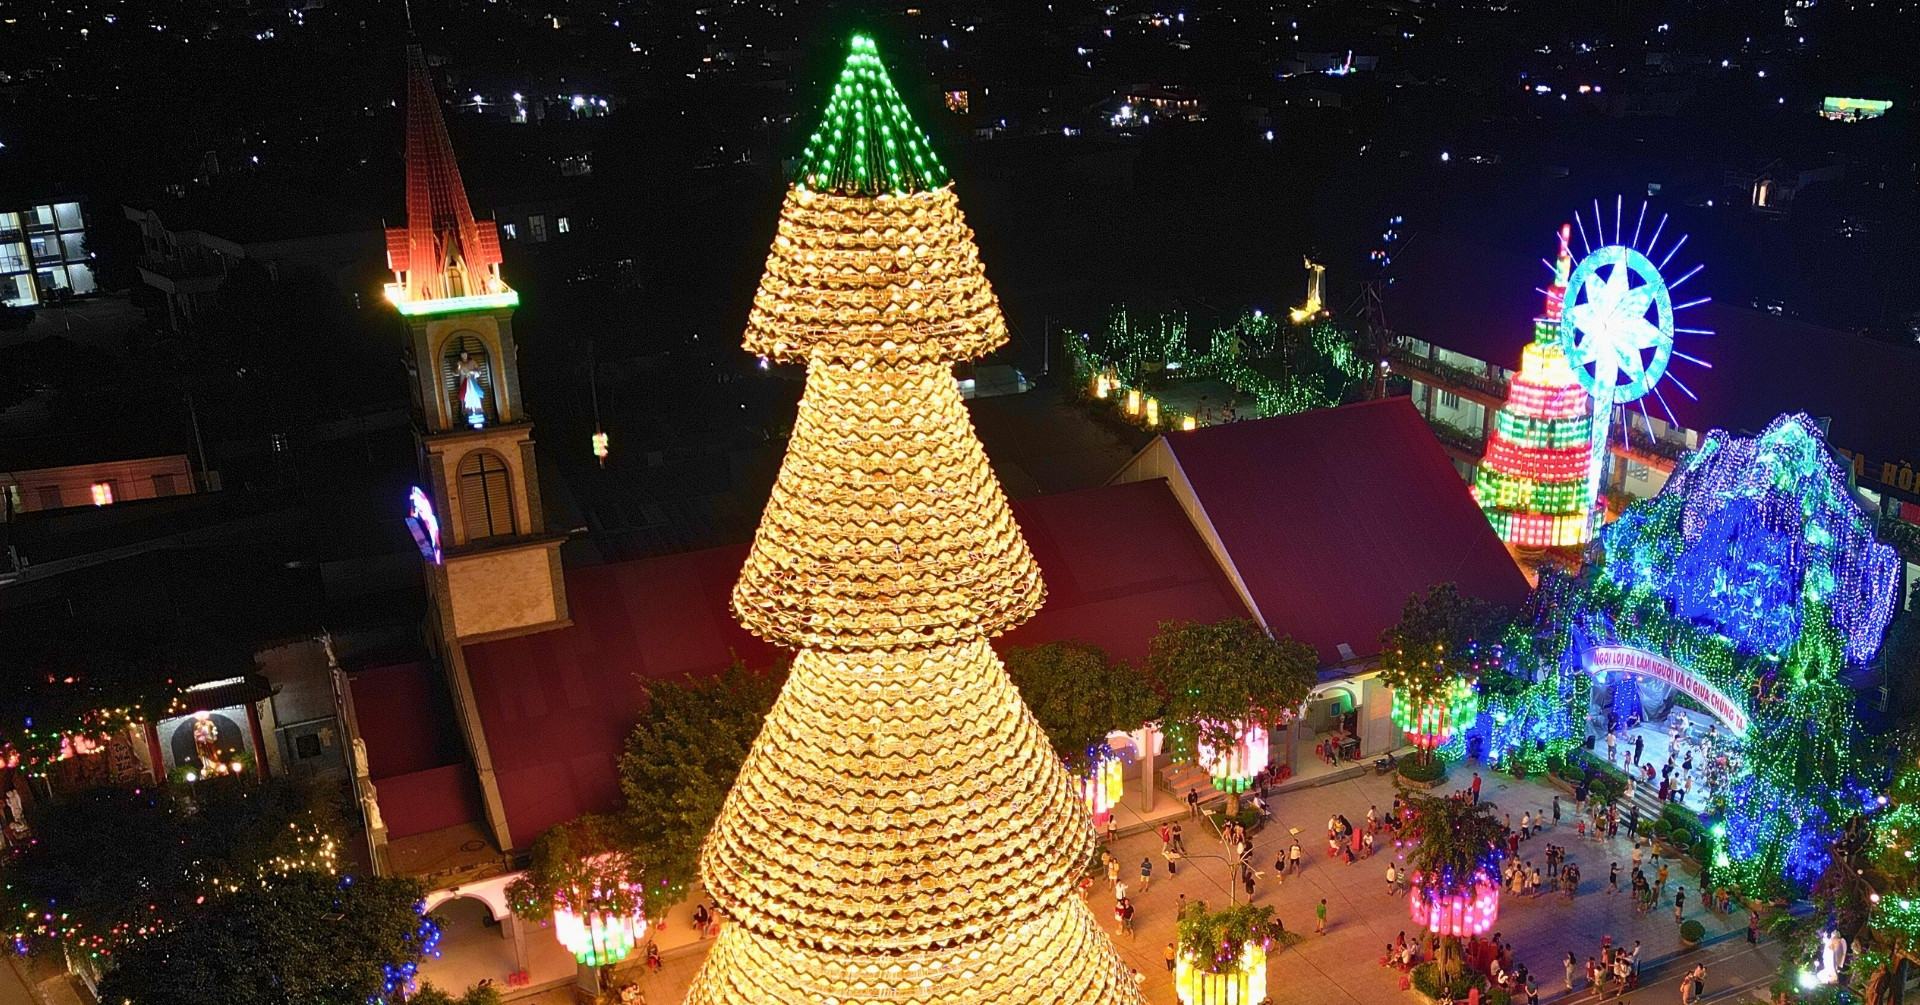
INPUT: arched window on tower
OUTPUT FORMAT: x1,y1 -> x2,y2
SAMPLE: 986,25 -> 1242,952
442,334 -> 497,429
457,450 -> 515,541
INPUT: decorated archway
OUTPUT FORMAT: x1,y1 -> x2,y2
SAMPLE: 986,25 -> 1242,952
1475,413 -> 1900,896
1542,414 -> 1898,895
1582,645 -> 1749,737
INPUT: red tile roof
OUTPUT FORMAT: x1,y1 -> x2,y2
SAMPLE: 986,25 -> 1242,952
1156,398 -> 1530,665
457,479 -> 1253,848
462,546 -> 779,849
347,660 -> 485,840
1000,479 -> 1252,663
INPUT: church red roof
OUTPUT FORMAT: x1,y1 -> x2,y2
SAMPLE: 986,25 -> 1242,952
458,479 -> 1251,848
1000,479 -> 1252,663
461,546 -> 778,849
1155,398 -> 1530,665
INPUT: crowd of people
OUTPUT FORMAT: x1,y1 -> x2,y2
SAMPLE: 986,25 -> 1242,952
1060,715 -> 1750,1004
1601,710 -> 1737,814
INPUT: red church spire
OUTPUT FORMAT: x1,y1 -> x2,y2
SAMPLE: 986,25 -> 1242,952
385,45 -> 509,312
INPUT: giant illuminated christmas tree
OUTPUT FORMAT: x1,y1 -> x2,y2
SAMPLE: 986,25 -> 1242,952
685,35 -> 1142,1005
1472,225 -> 1596,549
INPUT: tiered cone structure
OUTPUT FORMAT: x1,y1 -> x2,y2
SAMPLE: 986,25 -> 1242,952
1472,224 -> 1596,550
685,34 -> 1143,1005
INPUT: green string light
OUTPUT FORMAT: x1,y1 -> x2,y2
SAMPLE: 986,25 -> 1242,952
797,34 -> 949,195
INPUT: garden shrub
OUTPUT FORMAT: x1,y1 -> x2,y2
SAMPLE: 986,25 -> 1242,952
1398,757 -> 1448,784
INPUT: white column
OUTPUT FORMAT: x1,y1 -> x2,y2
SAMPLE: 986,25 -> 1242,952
1134,726 -> 1157,812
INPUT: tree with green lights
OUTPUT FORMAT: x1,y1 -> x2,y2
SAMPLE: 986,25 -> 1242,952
1147,618 -> 1318,816
4,776 -> 345,963
1004,641 -> 1161,771
616,658 -> 786,917
1175,900 -> 1283,982
1843,733 -> 1920,1004
94,870 -> 435,1005
1376,584 -> 1506,764
1400,793 -> 1507,982
506,814 -> 644,932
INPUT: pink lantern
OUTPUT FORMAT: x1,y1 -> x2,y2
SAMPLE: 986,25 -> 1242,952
552,853 -> 647,966
1408,867 -> 1500,937
1197,721 -> 1269,793
1079,751 -> 1126,824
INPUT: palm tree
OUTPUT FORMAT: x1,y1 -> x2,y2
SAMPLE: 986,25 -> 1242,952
1401,794 -> 1507,981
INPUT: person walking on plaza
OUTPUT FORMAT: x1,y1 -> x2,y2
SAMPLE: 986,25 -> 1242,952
1633,733 -> 1645,767
1553,795 -> 1562,829
1159,823 -> 1171,851
1607,728 -> 1617,764
1674,885 -> 1687,922
1290,839 -> 1303,874
1564,951 -> 1577,992
1316,898 -> 1328,934
1140,856 -> 1153,891
1748,911 -> 1761,944
1387,861 -> 1400,896
1608,862 -> 1620,894
1164,942 -> 1177,974
1116,896 -> 1134,937
1471,772 -> 1483,804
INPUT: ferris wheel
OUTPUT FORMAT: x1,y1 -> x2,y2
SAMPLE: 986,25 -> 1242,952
1554,197 -> 1712,521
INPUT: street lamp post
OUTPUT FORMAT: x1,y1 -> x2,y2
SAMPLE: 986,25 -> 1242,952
1180,845 -> 1252,906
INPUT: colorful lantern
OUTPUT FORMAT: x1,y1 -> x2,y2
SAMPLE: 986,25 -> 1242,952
1474,224 -> 1596,549
1174,940 -> 1266,1005
1390,677 -> 1479,752
1197,722 -> 1269,793
553,856 -> 647,966
1080,748 -> 1126,824
1409,866 -> 1500,937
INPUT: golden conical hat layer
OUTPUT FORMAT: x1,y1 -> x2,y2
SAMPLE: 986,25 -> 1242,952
732,361 -> 1043,650
684,897 -> 1140,1005
700,639 -> 1092,950
744,187 -> 1006,366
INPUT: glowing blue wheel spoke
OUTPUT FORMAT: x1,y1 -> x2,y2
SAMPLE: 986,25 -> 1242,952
1554,198 -> 1711,531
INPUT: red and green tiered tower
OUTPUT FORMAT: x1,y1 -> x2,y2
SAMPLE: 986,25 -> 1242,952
1472,225 -> 1595,549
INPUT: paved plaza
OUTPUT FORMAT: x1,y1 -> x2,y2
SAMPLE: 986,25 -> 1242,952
510,764 -> 1776,1005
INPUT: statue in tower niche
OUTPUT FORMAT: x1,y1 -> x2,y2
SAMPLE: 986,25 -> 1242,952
455,350 -> 487,428
192,713 -> 229,776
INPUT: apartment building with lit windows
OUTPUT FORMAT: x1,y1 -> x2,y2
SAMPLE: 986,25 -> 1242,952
0,200 -> 97,307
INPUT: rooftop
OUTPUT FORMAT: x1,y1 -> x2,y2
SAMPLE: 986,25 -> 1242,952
1150,398 -> 1532,665
457,477 -> 1256,848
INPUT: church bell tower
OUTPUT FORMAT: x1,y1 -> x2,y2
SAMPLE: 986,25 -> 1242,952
387,44 -> 568,850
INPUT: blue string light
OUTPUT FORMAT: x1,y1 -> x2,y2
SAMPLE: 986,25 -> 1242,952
1558,412 -> 1900,897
